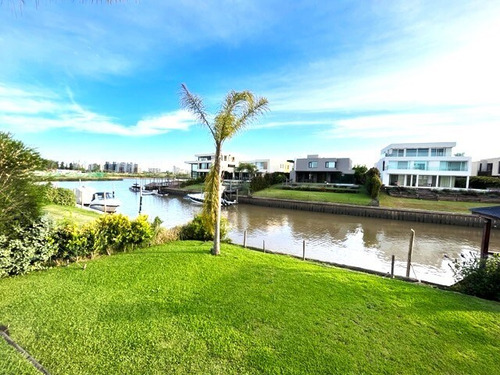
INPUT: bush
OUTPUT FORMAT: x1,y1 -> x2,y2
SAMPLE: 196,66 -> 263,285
44,184 -> 76,206
365,167 -> 382,200
449,253 -> 500,301
179,215 -> 228,241
50,220 -> 81,261
250,172 -> 288,193
469,176 -> 500,189
150,226 -> 182,245
180,176 -> 205,188
93,214 -> 153,255
0,218 -> 57,277
0,132 -> 46,236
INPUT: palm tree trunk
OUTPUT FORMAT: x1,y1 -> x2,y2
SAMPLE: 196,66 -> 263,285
212,143 -> 222,255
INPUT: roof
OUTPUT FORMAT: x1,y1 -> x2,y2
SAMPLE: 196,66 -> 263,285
381,142 -> 456,153
469,206 -> 500,220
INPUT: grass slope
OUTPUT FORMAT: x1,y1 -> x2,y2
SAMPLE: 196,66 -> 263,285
1,242 -> 499,374
43,204 -> 101,226
254,187 -> 498,214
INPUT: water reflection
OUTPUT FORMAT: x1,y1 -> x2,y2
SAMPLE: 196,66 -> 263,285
57,179 -> 499,286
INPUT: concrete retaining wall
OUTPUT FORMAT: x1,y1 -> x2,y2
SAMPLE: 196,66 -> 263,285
238,196 -> 498,228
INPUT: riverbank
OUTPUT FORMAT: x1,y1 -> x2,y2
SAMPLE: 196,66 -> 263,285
161,186 -> 499,228
1,241 -> 499,374
239,196 -> 495,228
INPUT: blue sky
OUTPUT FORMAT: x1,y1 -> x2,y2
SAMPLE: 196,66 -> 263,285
1,0 -> 498,171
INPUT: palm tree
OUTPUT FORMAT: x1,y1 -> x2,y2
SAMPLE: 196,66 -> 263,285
180,84 -> 268,255
235,162 -> 259,180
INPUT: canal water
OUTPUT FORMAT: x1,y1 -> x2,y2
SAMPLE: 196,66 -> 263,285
57,179 -> 500,286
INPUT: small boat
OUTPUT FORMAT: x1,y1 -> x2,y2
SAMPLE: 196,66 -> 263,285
129,183 -> 141,192
186,193 -> 237,207
141,189 -> 158,196
88,192 -> 121,213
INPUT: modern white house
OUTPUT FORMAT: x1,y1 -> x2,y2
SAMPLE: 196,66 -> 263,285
377,142 -> 471,188
185,153 -> 238,179
243,159 -> 293,175
473,157 -> 500,177
290,155 -> 354,183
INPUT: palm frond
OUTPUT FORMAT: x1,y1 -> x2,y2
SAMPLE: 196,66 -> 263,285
180,84 -> 215,138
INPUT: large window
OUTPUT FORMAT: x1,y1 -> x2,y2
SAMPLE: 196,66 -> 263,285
397,161 -> 409,169
431,148 -> 445,157
413,161 -> 427,170
308,161 -> 318,168
406,149 -> 417,157
386,149 -> 404,157
440,161 -> 467,171
325,161 -> 336,168
417,148 -> 429,157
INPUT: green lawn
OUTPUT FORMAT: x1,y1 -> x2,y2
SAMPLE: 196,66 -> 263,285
1,242 -> 499,374
42,204 -> 101,226
253,186 -> 498,214
253,186 -> 372,205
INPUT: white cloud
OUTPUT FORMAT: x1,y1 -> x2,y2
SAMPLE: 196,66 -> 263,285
0,83 -> 196,136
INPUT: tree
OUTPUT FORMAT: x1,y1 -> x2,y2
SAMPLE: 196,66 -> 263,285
0,132 -> 45,236
181,84 -> 268,255
365,167 -> 382,202
352,165 -> 367,185
235,162 -> 258,180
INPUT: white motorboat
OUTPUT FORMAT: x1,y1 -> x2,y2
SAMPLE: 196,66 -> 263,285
186,193 -> 236,207
88,192 -> 121,213
141,189 -> 158,196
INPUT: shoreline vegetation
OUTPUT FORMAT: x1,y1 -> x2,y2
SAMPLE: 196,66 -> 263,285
1,242 -> 499,374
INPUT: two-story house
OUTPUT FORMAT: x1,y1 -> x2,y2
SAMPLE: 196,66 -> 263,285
473,157 -> 500,177
185,153 -> 238,179
377,142 -> 471,188
290,155 -> 354,183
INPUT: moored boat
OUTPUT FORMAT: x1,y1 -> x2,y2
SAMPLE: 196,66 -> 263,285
186,193 -> 237,207
129,183 -> 141,192
88,191 -> 121,213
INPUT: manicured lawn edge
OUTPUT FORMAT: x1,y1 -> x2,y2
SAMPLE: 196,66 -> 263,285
1,241 -> 499,374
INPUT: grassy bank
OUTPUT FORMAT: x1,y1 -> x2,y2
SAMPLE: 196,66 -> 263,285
43,204 -> 101,226
1,242 -> 499,374
253,186 -> 498,214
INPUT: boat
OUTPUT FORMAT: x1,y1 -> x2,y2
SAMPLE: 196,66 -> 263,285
75,186 -> 97,206
186,193 -> 237,207
141,189 -> 158,196
88,191 -> 121,213
129,183 -> 141,192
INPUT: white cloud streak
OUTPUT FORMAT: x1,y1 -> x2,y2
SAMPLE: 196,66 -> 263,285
0,84 -> 196,136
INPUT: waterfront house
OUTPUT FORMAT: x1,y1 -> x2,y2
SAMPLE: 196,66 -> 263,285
242,159 -> 293,176
377,142 -> 471,188
185,153 -> 238,179
473,157 -> 500,177
290,155 -> 354,183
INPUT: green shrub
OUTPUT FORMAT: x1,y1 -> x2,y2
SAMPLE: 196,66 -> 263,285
180,176 -> 205,188
179,215 -> 228,241
469,176 -> 500,189
0,218 -> 57,277
50,221 -> 81,261
44,184 -> 76,206
93,214 -> 153,255
450,253 -> 500,301
151,226 -> 182,245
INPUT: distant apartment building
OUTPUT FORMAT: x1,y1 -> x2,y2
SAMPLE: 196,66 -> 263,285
103,161 -> 140,173
87,163 -> 101,172
377,142 -> 471,188
185,153 -> 239,179
290,155 -> 354,183
473,157 -> 500,177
